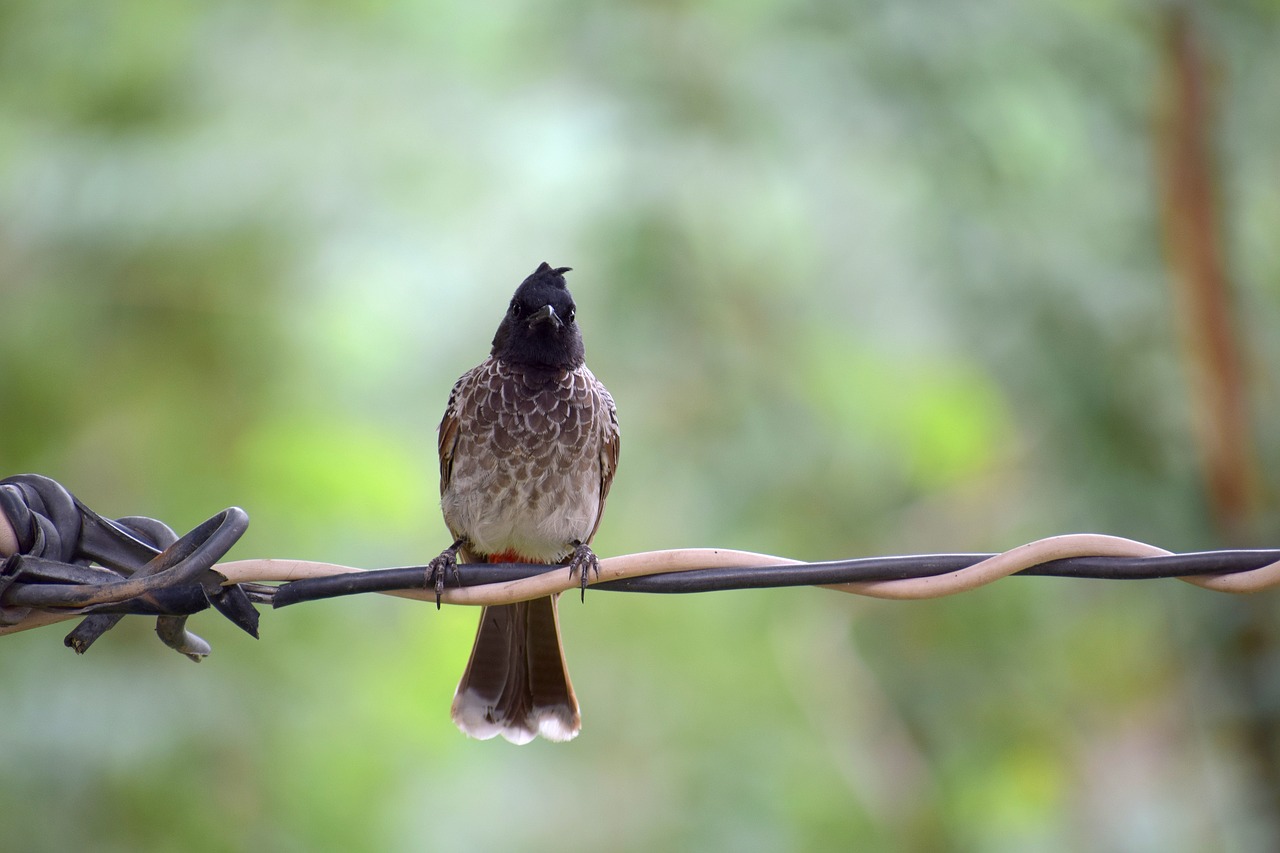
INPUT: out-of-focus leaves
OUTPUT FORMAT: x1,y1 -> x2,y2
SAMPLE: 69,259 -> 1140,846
2,1 -> 1279,851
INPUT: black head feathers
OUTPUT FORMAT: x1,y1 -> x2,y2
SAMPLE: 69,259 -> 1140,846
527,262 -> 573,287
490,262 -> 585,369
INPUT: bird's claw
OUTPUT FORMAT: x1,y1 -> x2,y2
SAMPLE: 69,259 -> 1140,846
567,541 -> 599,603
427,540 -> 464,609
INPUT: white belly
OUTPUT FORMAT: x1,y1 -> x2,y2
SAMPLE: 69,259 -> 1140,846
443,458 -> 600,561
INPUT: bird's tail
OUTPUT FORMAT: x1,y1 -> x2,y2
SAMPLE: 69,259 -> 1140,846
451,583 -> 580,744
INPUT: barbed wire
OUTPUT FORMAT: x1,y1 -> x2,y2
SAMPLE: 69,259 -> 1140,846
3,473 -> 1279,659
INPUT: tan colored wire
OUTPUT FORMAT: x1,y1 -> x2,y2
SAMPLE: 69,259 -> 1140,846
0,512 -> 16,559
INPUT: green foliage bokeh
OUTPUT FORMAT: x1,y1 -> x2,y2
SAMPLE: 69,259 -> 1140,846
2,2 -> 1279,850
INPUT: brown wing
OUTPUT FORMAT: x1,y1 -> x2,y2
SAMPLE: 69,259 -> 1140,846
437,365 -> 477,497
585,371 -> 620,545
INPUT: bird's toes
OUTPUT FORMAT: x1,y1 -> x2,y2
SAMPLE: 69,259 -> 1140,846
567,541 -> 600,601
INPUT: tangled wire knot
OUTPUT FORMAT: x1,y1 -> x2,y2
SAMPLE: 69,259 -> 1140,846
0,474 -> 262,659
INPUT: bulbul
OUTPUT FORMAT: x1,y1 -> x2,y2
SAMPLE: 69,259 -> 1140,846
430,262 -> 620,744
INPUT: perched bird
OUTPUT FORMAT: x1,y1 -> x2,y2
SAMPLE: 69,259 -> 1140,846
430,262 -> 620,744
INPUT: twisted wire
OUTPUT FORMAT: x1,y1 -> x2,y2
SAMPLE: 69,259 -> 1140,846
246,537 -> 1280,610
4,473 -> 1280,655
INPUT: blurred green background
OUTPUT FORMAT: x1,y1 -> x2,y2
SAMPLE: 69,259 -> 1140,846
2,1 -> 1279,850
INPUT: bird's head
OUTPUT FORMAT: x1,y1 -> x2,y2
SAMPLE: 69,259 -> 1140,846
490,262 -> 585,369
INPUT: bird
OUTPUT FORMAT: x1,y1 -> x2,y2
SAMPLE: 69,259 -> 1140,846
429,262 -> 620,744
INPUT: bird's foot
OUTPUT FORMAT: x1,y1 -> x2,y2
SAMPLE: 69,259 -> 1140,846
427,539 -> 465,609
566,540 -> 600,603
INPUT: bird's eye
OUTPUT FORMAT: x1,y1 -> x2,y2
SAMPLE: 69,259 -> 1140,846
509,300 -> 522,318
565,306 -> 576,322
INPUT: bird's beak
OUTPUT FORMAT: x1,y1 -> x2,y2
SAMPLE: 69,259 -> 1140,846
527,304 -> 563,330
